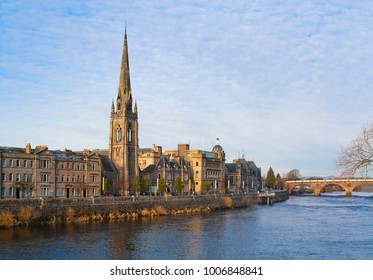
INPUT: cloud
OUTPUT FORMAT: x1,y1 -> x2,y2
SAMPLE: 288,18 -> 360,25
1,0 -> 373,177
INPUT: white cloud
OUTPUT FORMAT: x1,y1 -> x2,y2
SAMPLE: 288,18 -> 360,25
1,0 -> 373,177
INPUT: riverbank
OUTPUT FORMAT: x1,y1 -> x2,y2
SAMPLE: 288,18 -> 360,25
0,191 -> 288,228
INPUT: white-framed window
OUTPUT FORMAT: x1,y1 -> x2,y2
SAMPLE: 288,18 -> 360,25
30,161 -> 34,168
23,160 -> 27,168
9,187 -> 13,197
16,160 -> 20,167
9,160 -> 13,167
40,160 -> 49,169
55,188 -> 59,197
56,175 -> 59,182
1,159 -> 5,168
9,173 -> 13,181
16,174 -> 20,182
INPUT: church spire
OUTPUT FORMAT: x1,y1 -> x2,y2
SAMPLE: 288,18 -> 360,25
117,29 -> 132,110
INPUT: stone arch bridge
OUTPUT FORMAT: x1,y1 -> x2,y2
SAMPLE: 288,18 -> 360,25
286,179 -> 373,197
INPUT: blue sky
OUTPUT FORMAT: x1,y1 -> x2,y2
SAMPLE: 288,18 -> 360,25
1,1 -> 373,177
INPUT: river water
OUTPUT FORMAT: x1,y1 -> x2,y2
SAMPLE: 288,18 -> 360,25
1,192 -> 373,260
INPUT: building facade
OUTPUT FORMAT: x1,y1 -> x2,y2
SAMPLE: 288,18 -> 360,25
226,157 -> 262,194
163,140 -> 226,195
0,144 -> 102,199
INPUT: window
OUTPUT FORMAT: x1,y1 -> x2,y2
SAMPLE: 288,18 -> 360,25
23,173 -> 28,182
9,160 -> 13,167
196,161 -> 199,166
16,174 -> 20,182
61,175 -> 64,182
66,163 -> 70,170
1,159 -> 5,168
90,163 -> 95,170
29,188 -> 34,197
72,163 -> 75,170
55,188 -> 59,197
77,175 -> 81,182
30,161 -> 34,168
23,160 -> 27,168
56,175 -> 59,182
40,160 -> 49,169
66,176 -> 70,182
1,173 -> 5,181
9,187 -> 13,197
77,163 -> 80,170
30,174 -> 34,182
61,163 -> 64,169
72,175 -> 75,182
1,187 -> 5,198
42,187 -> 48,197
90,176 -> 96,183
9,173 -> 13,181
116,126 -> 122,142
16,160 -> 20,167
41,174 -> 49,182
61,188 -> 65,197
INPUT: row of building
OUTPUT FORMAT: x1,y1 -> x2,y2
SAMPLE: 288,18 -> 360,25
0,141 -> 261,199
0,30 -> 262,199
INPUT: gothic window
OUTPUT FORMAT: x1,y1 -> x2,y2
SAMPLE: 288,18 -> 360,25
127,126 -> 132,142
116,126 -> 122,142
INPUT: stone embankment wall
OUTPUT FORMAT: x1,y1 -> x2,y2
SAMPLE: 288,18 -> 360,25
273,190 -> 289,202
0,194 -> 259,228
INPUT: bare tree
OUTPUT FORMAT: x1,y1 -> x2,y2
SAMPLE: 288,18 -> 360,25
286,169 -> 302,180
336,123 -> 373,177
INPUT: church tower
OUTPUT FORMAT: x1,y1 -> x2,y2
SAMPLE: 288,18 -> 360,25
109,30 -> 139,196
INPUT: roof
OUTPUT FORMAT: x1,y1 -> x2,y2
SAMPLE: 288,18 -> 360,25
99,154 -> 117,173
226,163 -> 237,173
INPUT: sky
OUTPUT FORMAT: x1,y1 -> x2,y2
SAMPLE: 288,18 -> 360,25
1,0 -> 373,178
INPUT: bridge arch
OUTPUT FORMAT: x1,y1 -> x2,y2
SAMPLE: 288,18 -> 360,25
286,179 -> 373,197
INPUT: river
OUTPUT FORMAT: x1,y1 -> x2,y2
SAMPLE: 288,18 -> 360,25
1,192 -> 373,260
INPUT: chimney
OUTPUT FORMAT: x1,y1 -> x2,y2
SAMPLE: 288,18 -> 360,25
25,143 -> 31,154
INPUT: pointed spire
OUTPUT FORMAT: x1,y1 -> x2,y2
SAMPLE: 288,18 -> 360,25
118,28 -> 132,108
111,99 -> 115,113
134,100 -> 138,113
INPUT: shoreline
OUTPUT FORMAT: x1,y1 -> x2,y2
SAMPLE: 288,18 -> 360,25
0,191 -> 288,229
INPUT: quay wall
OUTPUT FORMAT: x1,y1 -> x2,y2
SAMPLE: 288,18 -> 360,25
0,192 -> 288,228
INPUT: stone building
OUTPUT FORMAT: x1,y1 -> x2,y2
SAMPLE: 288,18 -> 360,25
141,156 -> 190,195
163,139 -> 226,195
0,144 -> 102,199
138,144 -> 162,171
54,149 -> 101,198
226,157 -> 262,194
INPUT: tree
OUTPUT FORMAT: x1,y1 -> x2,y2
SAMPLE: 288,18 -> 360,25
265,167 -> 276,188
275,173 -> 285,190
286,169 -> 302,180
202,182 -> 212,194
134,175 -> 141,194
174,176 -> 183,194
158,178 -> 166,195
140,177 -> 149,194
336,123 -> 373,177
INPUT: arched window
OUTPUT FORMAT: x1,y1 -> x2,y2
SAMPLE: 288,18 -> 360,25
127,126 -> 132,142
116,127 -> 122,142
